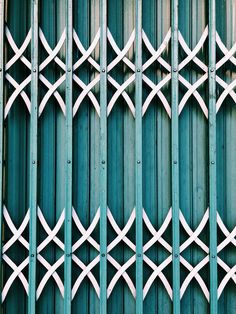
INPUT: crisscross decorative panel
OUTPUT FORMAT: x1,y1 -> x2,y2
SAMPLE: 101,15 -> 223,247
0,0 -> 235,313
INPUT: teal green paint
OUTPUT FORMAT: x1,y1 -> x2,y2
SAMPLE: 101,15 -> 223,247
72,0 -> 90,312
191,2 -> 208,313
55,2 -> 66,313
156,2 -> 172,312
179,1 -> 208,312
0,0 -> 4,308
142,0 -> 158,312
28,0 -> 39,313
5,1 -> 29,313
1,1 -> 236,313
123,1 -> 135,313
215,2 -> 236,313
38,0 -> 57,312
100,0 -> 107,313
171,0 -> 180,313
179,1 -> 192,311
224,8 -> 236,307
89,2 -> 100,313
107,1 -> 125,313
135,1 -> 143,314
209,0 -> 218,313
64,0 -> 73,313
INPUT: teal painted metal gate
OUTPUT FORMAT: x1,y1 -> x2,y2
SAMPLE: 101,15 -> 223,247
0,0 -> 235,313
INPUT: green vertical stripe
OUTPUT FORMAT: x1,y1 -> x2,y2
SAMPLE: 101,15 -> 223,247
38,1 -> 56,312
6,1 -> 29,312
55,2 -> 66,312
123,2 -> 135,313
209,0 -> 217,313
72,1 -> 90,312
135,1 -> 143,313
28,0 -> 39,313
171,0 -> 180,313
64,0 -> 73,313
0,0 -> 4,307
107,1 -> 124,312
100,0 -> 107,313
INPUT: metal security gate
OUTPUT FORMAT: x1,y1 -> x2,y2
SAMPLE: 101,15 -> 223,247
0,0 -> 235,313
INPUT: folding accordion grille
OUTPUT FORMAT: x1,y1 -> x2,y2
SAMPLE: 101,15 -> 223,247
0,0 -> 235,314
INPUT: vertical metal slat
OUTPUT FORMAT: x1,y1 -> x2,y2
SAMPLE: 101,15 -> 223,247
64,0 -> 73,313
99,0 -> 107,313
28,0 -> 39,313
135,1 -> 143,313
171,0 -> 180,313
209,0 -> 218,313
0,0 -> 5,305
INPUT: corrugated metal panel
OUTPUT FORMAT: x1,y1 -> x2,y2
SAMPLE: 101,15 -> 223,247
0,0 -> 235,313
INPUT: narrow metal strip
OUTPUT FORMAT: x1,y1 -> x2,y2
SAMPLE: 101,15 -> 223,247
171,0 -> 180,313
99,0 -> 107,313
209,0 -> 218,313
64,0 -> 73,313
0,0 -> 5,305
28,0 -> 39,313
135,1 -> 143,313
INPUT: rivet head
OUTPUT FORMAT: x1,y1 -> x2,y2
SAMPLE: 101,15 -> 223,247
102,160 -> 105,164
66,253 -> 71,257
32,160 -> 36,164
67,160 -> 71,164
31,254 -> 34,257
101,253 -> 105,257
173,160 -> 177,164
173,68 -> 177,72
102,69 -> 106,72
33,69 -> 36,73
0,68 -> 2,72
174,254 -> 178,258
137,69 -> 141,72
68,68 -> 71,72
212,255 -> 215,258
210,68 -> 215,72
137,253 -> 141,257
211,161 -> 215,164
137,160 -> 141,164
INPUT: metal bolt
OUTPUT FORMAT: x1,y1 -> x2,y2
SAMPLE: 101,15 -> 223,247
33,69 -> 36,72
210,68 -> 215,72
212,255 -> 215,258
67,160 -> 71,164
68,68 -> 71,72
211,161 -> 215,164
32,160 -> 36,164
173,68 -> 177,72
31,254 -> 34,257
137,160 -> 141,164
101,253 -> 105,257
102,160 -> 105,164
137,69 -> 141,72
102,69 -> 106,72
